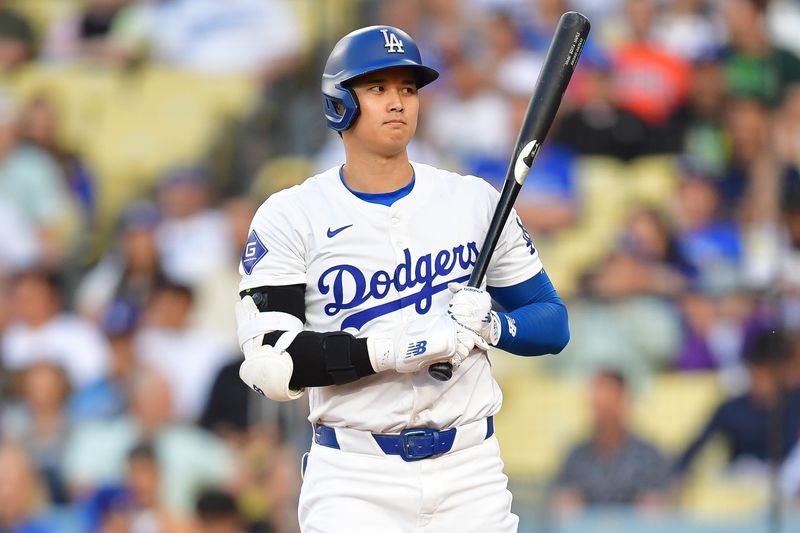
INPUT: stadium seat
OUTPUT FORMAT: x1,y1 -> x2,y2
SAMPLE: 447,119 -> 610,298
632,372 -> 723,455
495,371 -> 724,483
82,66 -> 258,237
495,368 -> 591,480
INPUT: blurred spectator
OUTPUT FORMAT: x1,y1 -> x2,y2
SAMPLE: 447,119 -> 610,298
82,441 -> 194,533
675,330 -> 800,475
549,256 -> 681,387
767,0 -> 800,59
721,0 -> 800,106
666,56 -> 729,176
199,357 -> 257,444
570,0 -> 624,33
0,92 -> 78,266
742,89 -> 800,301
110,0 -> 303,80
612,0 -> 691,130
1,362 -> 71,505
75,201 -> 165,321
519,0 -> 570,53
68,300 -> 140,421
653,0 -> 724,61
0,443 -> 48,533
483,9 -> 543,97
0,8 -> 34,74
0,197 -> 42,275
0,272 -> 10,341
63,367 -> 235,514
189,196 -> 256,347
553,42 -> 650,161
155,167 -> 235,287
715,97 -> 790,217
673,178 -> 742,290
135,281 -> 233,422
194,490 -> 246,533
1,268 -> 110,388
424,41 -> 512,168
581,208 -> 690,300
675,291 -> 765,396
20,96 -> 96,223
618,207 -> 693,293
776,177 -> 800,331
551,370 -> 671,513
41,0 -> 131,65
124,441 -> 193,532
231,428 -> 300,533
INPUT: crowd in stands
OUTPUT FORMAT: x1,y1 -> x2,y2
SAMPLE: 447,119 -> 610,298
1,0 -> 800,531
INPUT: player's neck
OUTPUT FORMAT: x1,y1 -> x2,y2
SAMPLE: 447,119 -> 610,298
341,152 -> 413,194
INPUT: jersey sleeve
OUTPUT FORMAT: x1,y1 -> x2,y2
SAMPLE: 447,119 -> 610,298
481,182 -> 544,288
239,193 -> 308,291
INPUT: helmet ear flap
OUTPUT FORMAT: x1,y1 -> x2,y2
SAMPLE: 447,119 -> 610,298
322,85 -> 359,132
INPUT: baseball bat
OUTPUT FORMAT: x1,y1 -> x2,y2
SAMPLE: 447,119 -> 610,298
429,11 -> 590,382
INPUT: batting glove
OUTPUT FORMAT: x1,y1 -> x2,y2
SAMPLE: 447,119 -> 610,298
448,283 -> 501,347
367,313 -> 484,374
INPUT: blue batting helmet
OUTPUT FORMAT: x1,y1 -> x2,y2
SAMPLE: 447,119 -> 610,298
322,25 -> 439,131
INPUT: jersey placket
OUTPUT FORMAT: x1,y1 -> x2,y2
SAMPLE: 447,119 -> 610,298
386,202 -> 428,425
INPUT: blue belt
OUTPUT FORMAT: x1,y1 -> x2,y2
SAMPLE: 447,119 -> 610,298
313,416 -> 494,462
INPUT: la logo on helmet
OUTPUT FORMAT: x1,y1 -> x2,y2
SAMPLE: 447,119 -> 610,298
380,29 -> 404,53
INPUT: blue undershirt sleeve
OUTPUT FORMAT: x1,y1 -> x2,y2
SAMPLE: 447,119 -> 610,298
486,270 -> 570,356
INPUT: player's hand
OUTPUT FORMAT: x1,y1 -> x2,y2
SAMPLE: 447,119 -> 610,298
367,314 -> 485,374
448,283 -> 501,347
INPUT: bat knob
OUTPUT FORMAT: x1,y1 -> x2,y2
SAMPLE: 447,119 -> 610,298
428,362 -> 453,381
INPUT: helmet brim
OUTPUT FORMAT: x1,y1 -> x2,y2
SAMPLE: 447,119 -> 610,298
342,63 -> 439,90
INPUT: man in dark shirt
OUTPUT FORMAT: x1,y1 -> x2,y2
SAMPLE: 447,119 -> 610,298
552,370 -> 670,511
676,330 -> 800,474
721,0 -> 800,106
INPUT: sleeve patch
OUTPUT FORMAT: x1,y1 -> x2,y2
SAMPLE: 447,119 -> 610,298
241,230 -> 269,275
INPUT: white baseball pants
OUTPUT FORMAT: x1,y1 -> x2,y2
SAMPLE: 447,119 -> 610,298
298,433 -> 518,532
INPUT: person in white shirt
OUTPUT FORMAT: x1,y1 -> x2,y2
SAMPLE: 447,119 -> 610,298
2,269 -> 109,388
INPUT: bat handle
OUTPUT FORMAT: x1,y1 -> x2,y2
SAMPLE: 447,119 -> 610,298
428,249 -> 490,382
428,362 -> 453,381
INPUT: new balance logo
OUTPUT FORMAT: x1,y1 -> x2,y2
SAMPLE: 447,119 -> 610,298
380,29 -> 404,53
507,316 -> 517,337
406,340 -> 427,356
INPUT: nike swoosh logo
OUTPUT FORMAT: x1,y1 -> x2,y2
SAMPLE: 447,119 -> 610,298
327,224 -> 353,238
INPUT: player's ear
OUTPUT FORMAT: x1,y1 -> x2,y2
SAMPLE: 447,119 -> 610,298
335,102 -> 345,115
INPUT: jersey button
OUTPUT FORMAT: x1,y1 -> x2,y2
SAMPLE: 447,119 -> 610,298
391,217 -> 399,224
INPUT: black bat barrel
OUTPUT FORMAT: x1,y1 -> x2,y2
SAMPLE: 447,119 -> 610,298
428,12 -> 590,382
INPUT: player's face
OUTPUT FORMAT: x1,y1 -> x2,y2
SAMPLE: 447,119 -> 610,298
346,67 -> 419,156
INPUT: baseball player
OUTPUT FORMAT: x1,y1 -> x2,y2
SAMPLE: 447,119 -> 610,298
235,26 -> 569,532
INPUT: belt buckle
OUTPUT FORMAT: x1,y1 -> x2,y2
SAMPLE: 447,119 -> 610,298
400,428 -> 439,462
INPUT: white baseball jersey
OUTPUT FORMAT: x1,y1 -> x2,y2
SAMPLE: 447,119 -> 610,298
239,161 -> 542,434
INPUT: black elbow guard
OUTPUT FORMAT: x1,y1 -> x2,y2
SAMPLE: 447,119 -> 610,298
264,331 -> 374,389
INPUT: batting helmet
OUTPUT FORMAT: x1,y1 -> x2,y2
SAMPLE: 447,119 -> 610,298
322,25 -> 439,132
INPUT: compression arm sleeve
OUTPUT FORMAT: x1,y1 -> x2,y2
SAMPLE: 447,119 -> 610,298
240,285 -> 376,389
486,270 -> 570,356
